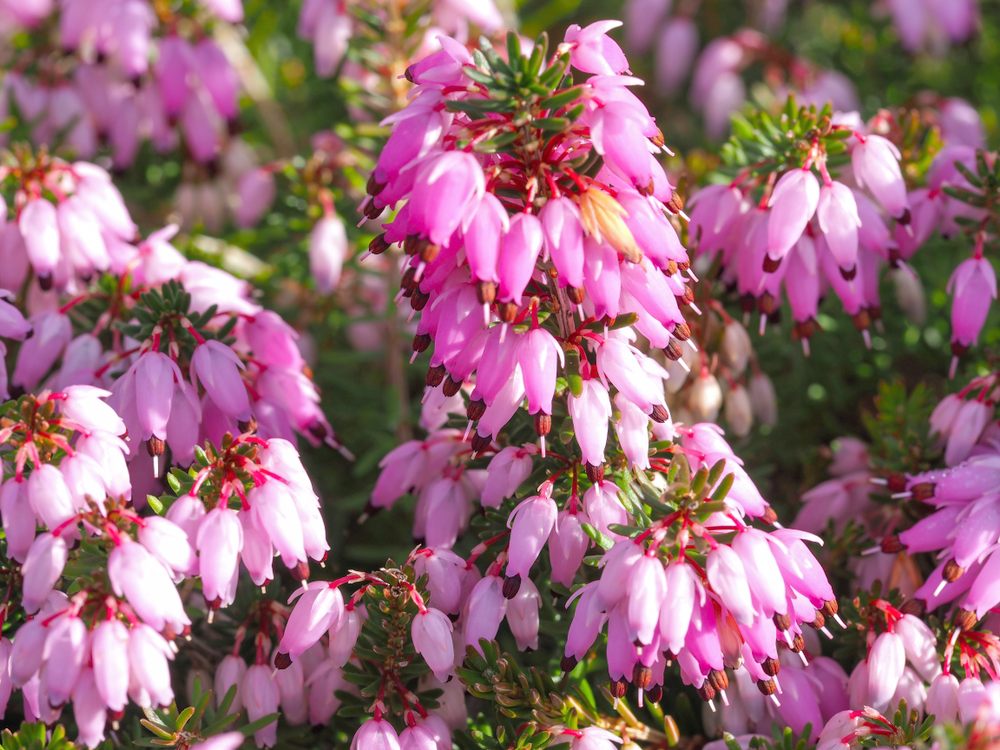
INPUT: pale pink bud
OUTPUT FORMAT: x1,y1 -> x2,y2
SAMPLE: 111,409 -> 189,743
92,619 -> 130,712
541,197 -> 584,288
236,169 -> 276,228
275,660 -> 307,725
507,577 -> 541,650
196,507 -> 243,606
627,554 -> 667,644
128,624 -> 174,707
309,215 -> 348,293
945,398 -> 991,466
568,379 -> 611,468
1,479 -> 34,562
351,719 -> 401,750
565,582 -> 607,661
519,328 -> 564,416
583,481 -> 628,541
134,351 -> 181,441
11,618 -> 46,687
278,584 -> 344,660
866,631 -> 906,710
926,672 -> 960,723
659,562 -> 698,654
242,665 -> 280,747
852,135 -> 908,219
41,615 -> 88,706
481,446 -> 535,509
139,515 -> 196,575
13,311 -> 71,392
597,539 -> 643,605
412,607 -> 455,681
191,340 -> 251,421
947,256 -> 996,348
655,18 -> 699,94
548,510 -> 589,588
21,532 -> 68,613
328,604 -> 364,667
19,199 -> 60,283
497,213 -> 544,304
564,21 -> 629,75
463,193 -> 507,284
506,494 -> 558,580
108,537 -> 189,632
215,654 -> 247,713
766,168 -> 819,263
613,393 -> 651,470
724,384 -> 753,438
706,545 -> 754,625
463,575 -> 506,653
249,480 -> 306,567
816,181 -> 861,274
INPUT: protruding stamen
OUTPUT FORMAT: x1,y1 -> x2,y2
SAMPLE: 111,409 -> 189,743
833,613 -> 847,629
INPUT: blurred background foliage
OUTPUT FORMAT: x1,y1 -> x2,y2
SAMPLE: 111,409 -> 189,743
95,0 -> 999,577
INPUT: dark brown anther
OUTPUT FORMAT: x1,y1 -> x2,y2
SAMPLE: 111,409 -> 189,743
697,684 -> 717,702
740,293 -> 756,315
535,413 -> 552,437
420,243 -> 440,264
666,193 -> 685,215
759,292 -> 778,316
471,432 -> 492,455
762,254 -> 782,273
868,304 -> 882,322
665,260 -> 679,275
677,261 -> 690,273
811,612 -> 827,630
403,235 -> 422,256
567,286 -> 585,305
425,364 -> 446,387
708,669 -> 729,692
897,208 -> 911,226
663,341 -> 683,361
951,341 -> 969,357
366,173 -> 385,197
146,437 -> 165,457
761,507 -> 778,525
38,274 -> 53,292
502,575 -> 522,599
650,405 -> 670,423
633,665 -> 653,689
610,679 -> 628,699
410,290 -> 430,311
954,608 -> 978,631
886,473 -> 908,493
680,285 -> 696,305
796,318 -> 818,340
773,613 -> 792,631
400,267 -> 418,296
791,633 -> 806,653
672,322 -> 692,341
851,309 -> 872,332
646,684 -> 664,704
467,398 -> 486,421
756,679 -> 777,696
274,652 -> 292,670
761,657 -> 781,676
412,333 -> 431,354
943,558 -> 964,582
839,264 -> 857,281
911,482 -> 936,501
585,463 -> 605,484
364,200 -> 383,220
880,535 -> 903,554
561,655 -> 578,672
442,377 -> 463,397
500,302 -> 519,323
821,599 -> 839,617
900,599 -> 925,617
477,281 -> 497,305
291,561 -> 310,581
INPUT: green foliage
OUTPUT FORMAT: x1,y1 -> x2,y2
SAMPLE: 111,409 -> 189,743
0,725 -> 81,750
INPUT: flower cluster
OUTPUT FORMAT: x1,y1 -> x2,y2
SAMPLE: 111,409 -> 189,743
0,0 -> 243,169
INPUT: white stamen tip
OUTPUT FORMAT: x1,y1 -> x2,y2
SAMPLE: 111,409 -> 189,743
719,689 -> 729,707
410,351 -> 419,364
769,693 -> 781,707
834,613 -> 847,629
862,329 -> 872,349
798,650 -> 809,666
821,626 -> 834,639
152,453 -> 159,477
207,610 -> 215,624
688,302 -> 702,316
637,688 -> 644,708
949,355 -> 959,380
462,421 -> 474,443
891,491 -> 912,500
540,435 -> 547,458
783,630 -> 794,648
934,579 -> 949,597
301,579 -> 309,590
678,358 -> 691,373
678,210 -> 690,222
685,338 -> 699,353
758,315 -> 767,336
861,544 -> 882,556
802,338 -> 811,357
499,324 -> 507,344
707,699 -> 716,713
869,477 -> 888,486
414,262 -> 426,283
686,268 -> 699,282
